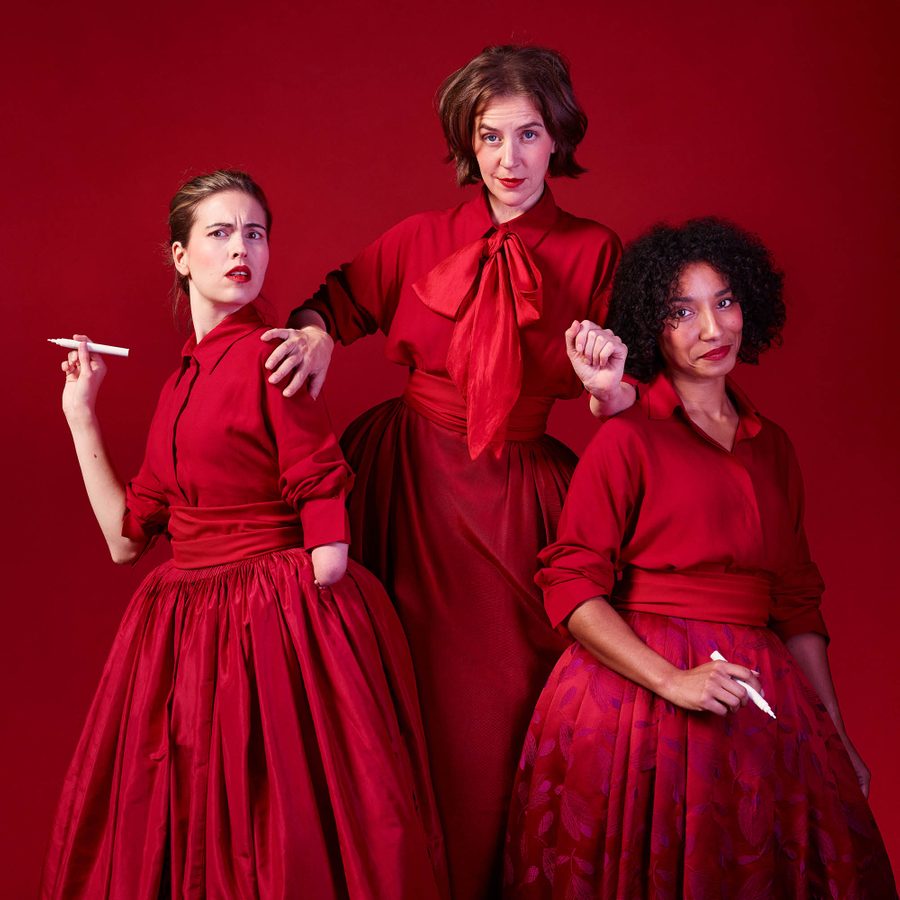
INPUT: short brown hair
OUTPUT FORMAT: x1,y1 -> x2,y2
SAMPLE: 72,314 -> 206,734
436,45 -> 588,186
168,169 -> 272,311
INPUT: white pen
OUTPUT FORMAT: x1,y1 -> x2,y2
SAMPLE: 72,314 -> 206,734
710,650 -> 776,719
48,338 -> 130,358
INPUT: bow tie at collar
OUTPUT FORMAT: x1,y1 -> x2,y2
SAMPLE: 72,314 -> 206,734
413,226 -> 544,459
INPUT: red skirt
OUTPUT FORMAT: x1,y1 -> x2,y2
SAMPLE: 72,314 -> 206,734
504,613 -> 896,898
41,549 -> 448,900
342,397 -> 572,900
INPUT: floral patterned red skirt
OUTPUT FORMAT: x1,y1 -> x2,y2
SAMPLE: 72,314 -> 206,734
504,612 -> 896,898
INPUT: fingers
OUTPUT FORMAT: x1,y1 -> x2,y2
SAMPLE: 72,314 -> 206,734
282,368 -> 309,398
269,356 -> 307,386
308,368 -> 326,400
723,663 -> 763,695
260,328 -> 293,343
564,320 -> 580,356
264,340 -> 296,373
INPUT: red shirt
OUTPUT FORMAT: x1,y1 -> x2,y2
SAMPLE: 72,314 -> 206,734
123,303 -> 352,566
299,185 -> 621,402
537,372 -> 829,642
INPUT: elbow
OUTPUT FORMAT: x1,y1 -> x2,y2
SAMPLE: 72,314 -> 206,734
109,542 -> 143,565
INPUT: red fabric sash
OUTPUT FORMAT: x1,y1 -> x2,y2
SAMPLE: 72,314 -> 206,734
413,229 -> 542,459
168,501 -> 304,569
403,370 -> 551,442
613,568 -> 773,626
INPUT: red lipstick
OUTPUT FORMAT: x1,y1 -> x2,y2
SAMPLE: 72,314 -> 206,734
498,178 -> 525,189
226,265 -> 251,283
699,345 -> 731,361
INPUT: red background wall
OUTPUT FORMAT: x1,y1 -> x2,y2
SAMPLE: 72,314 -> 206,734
4,0 -> 898,893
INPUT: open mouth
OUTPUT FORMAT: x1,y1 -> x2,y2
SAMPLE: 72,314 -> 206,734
226,266 -> 251,283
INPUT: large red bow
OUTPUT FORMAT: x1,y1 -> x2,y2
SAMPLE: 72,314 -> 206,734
413,229 -> 543,459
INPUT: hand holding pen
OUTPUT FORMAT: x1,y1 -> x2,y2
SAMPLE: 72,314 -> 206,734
58,334 -> 109,423
710,651 -> 776,719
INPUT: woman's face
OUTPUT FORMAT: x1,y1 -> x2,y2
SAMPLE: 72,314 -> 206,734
659,262 -> 743,381
473,94 -> 556,223
172,190 -> 269,312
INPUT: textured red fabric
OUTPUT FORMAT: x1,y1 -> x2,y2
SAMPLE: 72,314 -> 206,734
41,305 -> 448,899
504,373 -> 896,896
295,186 -> 621,898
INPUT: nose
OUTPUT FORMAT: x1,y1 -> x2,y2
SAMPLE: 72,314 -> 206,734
698,306 -> 723,341
500,139 -> 519,170
230,232 -> 248,258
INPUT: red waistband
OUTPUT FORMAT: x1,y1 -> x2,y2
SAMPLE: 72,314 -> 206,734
169,501 -> 303,569
612,568 -> 773,626
402,370 -> 551,441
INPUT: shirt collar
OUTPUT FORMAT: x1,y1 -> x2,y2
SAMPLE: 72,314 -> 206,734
459,181 -> 560,247
643,369 -> 763,442
180,302 -> 264,372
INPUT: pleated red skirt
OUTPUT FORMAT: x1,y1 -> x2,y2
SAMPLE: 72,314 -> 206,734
41,549 -> 448,900
341,395 -> 572,900
504,613 -> 897,898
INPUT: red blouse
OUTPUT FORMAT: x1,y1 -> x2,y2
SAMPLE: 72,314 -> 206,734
123,303 -> 352,568
537,372 -> 829,642
299,185 -> 621,456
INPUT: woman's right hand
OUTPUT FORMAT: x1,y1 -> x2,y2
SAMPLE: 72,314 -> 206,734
662,660 -> 763,715
61,334 -> 107,424
260,326 -> 334,399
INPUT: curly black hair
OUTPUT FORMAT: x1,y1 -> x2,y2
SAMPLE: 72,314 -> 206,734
607,218 -> 785,382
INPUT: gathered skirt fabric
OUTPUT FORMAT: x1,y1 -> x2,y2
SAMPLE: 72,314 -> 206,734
504,612 -> 897,899
41,549 -> 447,900
341,398 -> 573,900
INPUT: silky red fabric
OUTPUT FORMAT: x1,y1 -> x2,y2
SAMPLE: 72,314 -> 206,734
296,187 -> 621,899
413,229 -> 543,458
42,305 -> 448,899
504,373 -> 896,897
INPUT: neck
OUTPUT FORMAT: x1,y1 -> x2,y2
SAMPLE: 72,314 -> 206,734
486,182 -> 544,225
190,296 -> 248,342
669,371 -> 732,418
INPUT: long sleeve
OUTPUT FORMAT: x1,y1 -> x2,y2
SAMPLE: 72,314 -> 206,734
122,409 -> 170,542
262,379 -> 353,550
292,216 -> 414,346
536,420 -> 643,628
586,230 -> 623,326
768,436 -> 829,642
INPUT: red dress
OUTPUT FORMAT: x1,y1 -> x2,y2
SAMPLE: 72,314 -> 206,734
41,304 -> 448,900
298,186 -> 621,898
504,372 -> 896,898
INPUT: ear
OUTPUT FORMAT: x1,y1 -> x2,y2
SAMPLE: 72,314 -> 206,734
551,139 -> 558,154
172,242 -> 190,276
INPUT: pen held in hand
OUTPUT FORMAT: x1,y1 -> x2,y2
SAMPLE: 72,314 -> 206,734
48,338 -> 130,358
710,650 -> 776,719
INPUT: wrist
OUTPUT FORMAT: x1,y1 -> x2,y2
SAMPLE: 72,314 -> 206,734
65,408 -> 100,433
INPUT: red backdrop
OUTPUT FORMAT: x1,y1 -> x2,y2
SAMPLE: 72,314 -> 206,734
4,0 -> 898,893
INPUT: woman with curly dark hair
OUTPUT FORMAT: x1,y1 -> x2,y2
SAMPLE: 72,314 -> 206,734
505,219 -> 896,896
257,45 -> 632,897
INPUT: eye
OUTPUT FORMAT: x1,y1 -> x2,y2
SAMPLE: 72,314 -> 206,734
523,130 -> 538,140
481,133 -> 500,144
668,306 -> 692,320
247,229 -> 265,240
717,296 -> 735,309
208,228 -> 228,238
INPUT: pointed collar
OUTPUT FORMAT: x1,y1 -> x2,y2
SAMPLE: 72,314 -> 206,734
181,302 -> 264,371
643,369 -> 763,443
458,182 -> 560,248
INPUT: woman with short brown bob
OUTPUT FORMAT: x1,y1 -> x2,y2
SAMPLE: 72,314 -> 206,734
261,46 -> 634,897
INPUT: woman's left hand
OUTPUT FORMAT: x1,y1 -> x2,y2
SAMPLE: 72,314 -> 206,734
565,320 -> 627,399
311,541 -> 348,587
838,731 -> 871,798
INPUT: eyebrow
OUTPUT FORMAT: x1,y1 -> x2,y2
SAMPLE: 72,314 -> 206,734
478,121 -> 545,130
205,222 -> 268,231
671,287 -> 733,303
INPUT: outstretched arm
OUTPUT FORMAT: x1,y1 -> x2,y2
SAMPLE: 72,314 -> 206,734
61,337 -> 147,564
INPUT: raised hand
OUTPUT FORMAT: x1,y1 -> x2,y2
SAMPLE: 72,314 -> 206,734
61,334 -> 108,423
261,326 -> 334,399
565,320 -> 627,399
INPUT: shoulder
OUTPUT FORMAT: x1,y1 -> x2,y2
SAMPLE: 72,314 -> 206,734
756,414 -> 801,461
554,207 -> 621,247
580,404 -> 652,465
